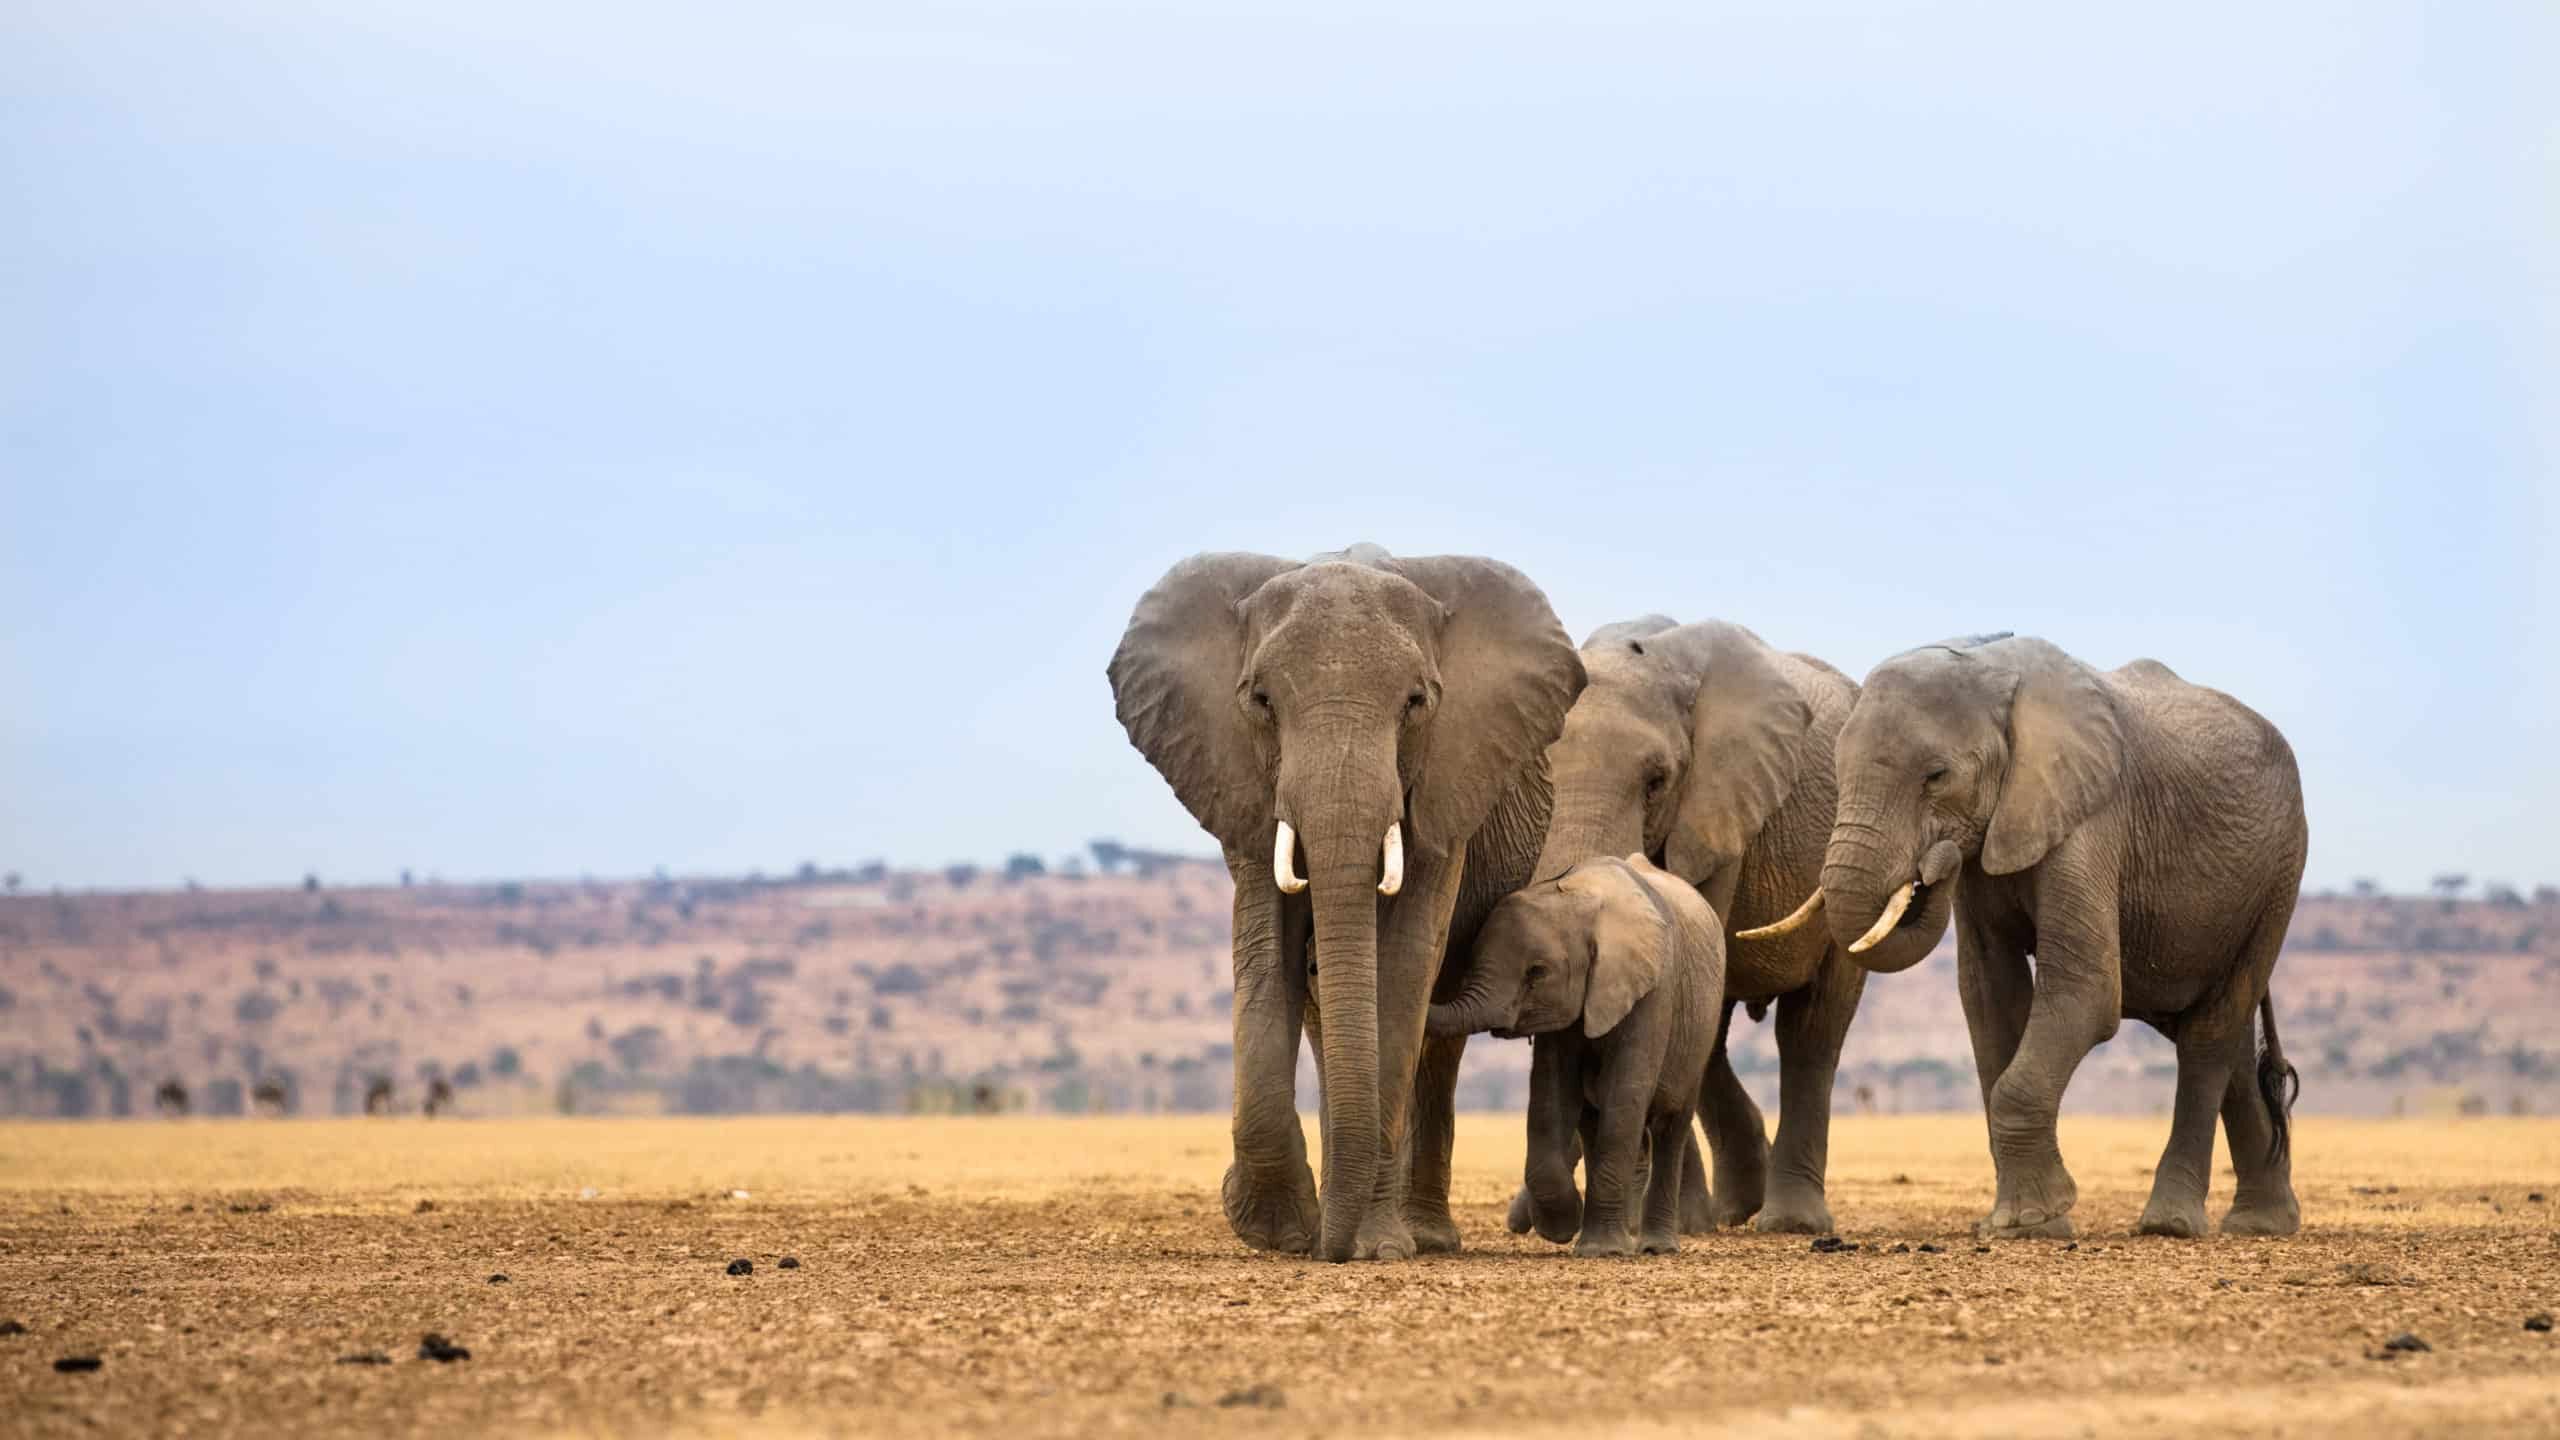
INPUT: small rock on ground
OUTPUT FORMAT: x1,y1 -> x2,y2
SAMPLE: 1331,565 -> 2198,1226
2526,1314 -> 2553,1333
778,1257 -> 800,1270
2382,1332 -> 2430,1353
418,1333 -> 471,1362
0,1319 -> 27,1337
488,1273 -> 509,1284
337,1352 -> 392,1366
727,1259 -> 754,1276
54,1356 -> 102,1373
1215,1384 -> 1285,1410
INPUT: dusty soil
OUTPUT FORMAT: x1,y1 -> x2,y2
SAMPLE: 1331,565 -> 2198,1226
2,1115 -> 2555,1438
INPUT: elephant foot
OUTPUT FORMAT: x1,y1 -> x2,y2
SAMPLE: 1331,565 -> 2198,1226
2221,1195 -> 2301,1238
1639,1224 -> 1680,1256
1572,1226 -> 1638,1258
1751,1192 -> 1834,1235
1351,1210 -> 1417,1262
1710,1141 -> 1768,1228
1222,1162 -> 1319,1255
1506,1186 -> 1539,1236
1403,1206 -> 1463,1255
2136,1198 -> 2209,1239
1974,1209 -> 2076,1241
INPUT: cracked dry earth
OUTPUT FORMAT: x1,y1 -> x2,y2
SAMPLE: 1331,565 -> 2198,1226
2,1115 -> 2555,1438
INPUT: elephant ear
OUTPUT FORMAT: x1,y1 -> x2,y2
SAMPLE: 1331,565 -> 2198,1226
1387,556 -> 1587,858
1106,552 -> 1297,851
1981,638 -> 2126,876
1581,613 -> 1679,650
1567,857 -> 1672,1038
1651,621 -> 1813,888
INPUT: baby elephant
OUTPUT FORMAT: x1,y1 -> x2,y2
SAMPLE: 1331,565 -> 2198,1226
1430,854 -> 1723,1256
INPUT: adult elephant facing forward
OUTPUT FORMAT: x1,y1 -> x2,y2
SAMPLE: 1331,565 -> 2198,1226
1109,545 -> 1584,1261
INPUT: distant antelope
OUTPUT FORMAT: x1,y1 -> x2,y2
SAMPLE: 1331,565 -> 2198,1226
155,1079 -> 190,1117
422,1077 -> 455,1117
364,1077 -> 395,1116
252,1079 -> 288,1115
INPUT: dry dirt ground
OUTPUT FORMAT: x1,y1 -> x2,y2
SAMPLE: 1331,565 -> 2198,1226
2,1115 -> 2555,1438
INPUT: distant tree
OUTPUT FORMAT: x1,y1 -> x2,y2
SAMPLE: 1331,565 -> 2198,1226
3,871 -> 18,893
2485,883 -> 2525,908
1090,840 -> 1128,875
944,863 -> 980,890
797,861 -> 821,883
400,869 -> 414,888
423,1077 -> 455,1117
2537,886 -> 2560,906
234,990 -> 282,1025
303,873 -> 321,893
1005,853 -> 1046,880
2350,877 -> 2380,898
364,1076 -> 394,1115
2430,873 -> 2469,900
489,1046 -> 522,1078
853,860 -> 888,884
184,877 -> 202,893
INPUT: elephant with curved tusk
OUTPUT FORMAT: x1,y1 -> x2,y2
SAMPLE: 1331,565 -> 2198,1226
1816,633 -> 2307,1241
1108,544 -> 1584,1261
1502,616 -> 1867,1235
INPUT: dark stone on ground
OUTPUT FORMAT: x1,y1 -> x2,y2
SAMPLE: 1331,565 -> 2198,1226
727,1259 -> 753,1276
418,1333 -> 471,1362
337,1352 -> 392,1366
2526,1314 -> 2553,1333
778,1257 -> 800,1270
488,1274 -> 508,1284
54,1356 -> 102,1373
1810,1236 -> 1859,1254
2381,1332 -> 2430,1354
1216,1384 -> 1285,1409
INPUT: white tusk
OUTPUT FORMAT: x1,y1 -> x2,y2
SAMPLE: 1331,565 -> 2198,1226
1377,822 -> 1404,896
1273,820 -> 1308,895
1737,888 -> 1825,942
1846,882 -> 1916,954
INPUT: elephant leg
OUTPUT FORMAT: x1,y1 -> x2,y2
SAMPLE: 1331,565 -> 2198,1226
1349,843 -> 1467,1261
1757,952 -> 1865,1235
2136,1016 -> 2231,1240
1222,869 -> 1320,1254
1639,1110 -> 1690,1254
1520,1036 -> 1584,1243
1402,1031 -> 1466,1254
1974,918 -> 2117,1241
1674,1127 -> 1712,1234
1696,1000 -> 1768,1228
1573,1099 -> 1645,1258
2219,897 -> 2302,1237
1956,917 -> 2033,1109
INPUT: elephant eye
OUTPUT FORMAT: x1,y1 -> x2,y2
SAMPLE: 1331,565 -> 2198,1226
1405,689 -> 1429,712
1250,688 -> 1272,712
1524,964 -> 1547,985
1923,766 -> 1949,786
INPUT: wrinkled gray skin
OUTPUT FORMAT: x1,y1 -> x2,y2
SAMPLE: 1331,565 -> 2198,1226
1428,855 -> 1721,1256
1822,634 -> 2306,1240
1108,545 -> 1583,1261
1500,617 -> 1863,1235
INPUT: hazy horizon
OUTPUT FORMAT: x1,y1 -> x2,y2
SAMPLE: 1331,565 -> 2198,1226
6,2 -> 2555,895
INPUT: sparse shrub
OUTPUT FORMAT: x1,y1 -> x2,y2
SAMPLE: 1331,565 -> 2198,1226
234,989 -> 282,1025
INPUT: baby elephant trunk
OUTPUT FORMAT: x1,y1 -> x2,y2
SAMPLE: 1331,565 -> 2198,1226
1426,966 -> 1517,1038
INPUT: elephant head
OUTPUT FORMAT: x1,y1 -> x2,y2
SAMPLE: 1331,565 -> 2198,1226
1108,544 -> 1583,1260
1536,617 -> 1815,894
1822,633 -> 2123,972
1427,855 -> 1673,1041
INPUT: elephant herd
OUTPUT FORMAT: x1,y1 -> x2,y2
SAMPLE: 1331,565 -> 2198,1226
1107,545 -> 2308,1261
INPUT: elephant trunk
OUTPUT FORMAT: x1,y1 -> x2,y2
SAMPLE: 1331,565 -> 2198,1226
1822,815 -> 1959,975
1425,958 -> 1516,1038
1283,751 -> 1400,1264
1531,753 -> 1645,880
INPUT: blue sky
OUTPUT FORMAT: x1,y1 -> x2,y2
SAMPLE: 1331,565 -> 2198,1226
4,1 -> 2553,893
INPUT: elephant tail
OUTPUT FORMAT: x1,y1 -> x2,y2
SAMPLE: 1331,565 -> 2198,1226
2255,991 -> 2299,1166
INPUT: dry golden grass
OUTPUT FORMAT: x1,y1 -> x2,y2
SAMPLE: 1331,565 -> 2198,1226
3,1116 -> 2556,1438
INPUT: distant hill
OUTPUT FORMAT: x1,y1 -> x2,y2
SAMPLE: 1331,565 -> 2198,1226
3,869 -> 2554,1120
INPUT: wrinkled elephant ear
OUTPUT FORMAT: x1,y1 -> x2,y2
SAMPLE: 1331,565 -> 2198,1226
1106,552 -> 1298,851
1646,621 -> 1812,888
1564,858 -> 1671,1038
1980,638 -> 2125,876
1388,556 -> 1587,859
